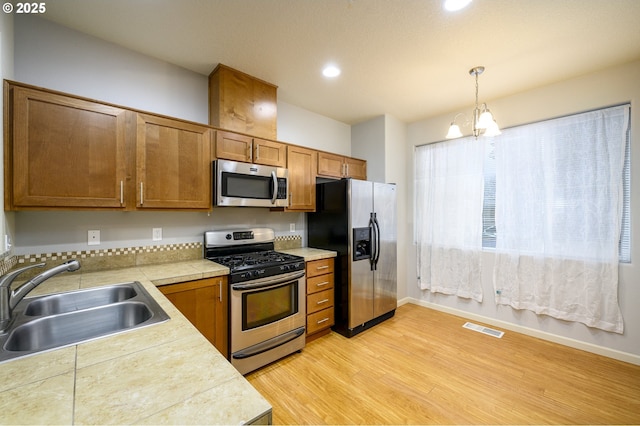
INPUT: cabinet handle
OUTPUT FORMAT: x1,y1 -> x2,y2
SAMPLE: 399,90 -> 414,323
345,163 -> 349,176
255,144 -> 260,160
120,180 -> 124,205
247,144 -> 252,162
316,281 -> 329,287
317,317 -> 330,325
289,193 -> 292,207
316,299 -> 329,305
218,283 -> 222,302
140,182 -> 144,205
316,265 -> 329,270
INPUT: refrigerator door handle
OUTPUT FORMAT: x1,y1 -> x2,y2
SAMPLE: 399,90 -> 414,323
369,213 -> 377,271
373,213 -> 381,269
370,212 -> 381,271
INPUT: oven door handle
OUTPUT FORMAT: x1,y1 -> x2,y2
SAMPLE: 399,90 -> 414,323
270,170 -> 278,204
231,270 -> 305,291
232,326 -> 305,360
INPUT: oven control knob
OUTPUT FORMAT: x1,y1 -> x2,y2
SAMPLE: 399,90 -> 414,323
225,234 -> 232,240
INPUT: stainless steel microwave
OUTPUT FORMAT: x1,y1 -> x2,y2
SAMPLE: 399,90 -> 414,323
213,159 -> 289,207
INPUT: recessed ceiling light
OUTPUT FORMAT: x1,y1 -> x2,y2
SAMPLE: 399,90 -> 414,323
443,0 -> 472,12
322,65 -> 341,78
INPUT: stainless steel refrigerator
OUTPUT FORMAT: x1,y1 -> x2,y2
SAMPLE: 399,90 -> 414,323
308,179 -> 397,337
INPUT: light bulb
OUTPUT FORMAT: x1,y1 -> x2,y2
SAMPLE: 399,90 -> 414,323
483,120 -> 501,137
443,0 -> 472,12
477,110 -> 495,129
446,123 -> 463,139
322,65 -> 341,78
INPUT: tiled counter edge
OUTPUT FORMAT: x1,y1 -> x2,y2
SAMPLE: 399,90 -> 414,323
0,260 -> 271,425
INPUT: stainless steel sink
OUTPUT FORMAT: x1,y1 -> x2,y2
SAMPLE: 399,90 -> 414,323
5,302 -> 153,351
24,283 -> 138,316
0,282 -> 170,363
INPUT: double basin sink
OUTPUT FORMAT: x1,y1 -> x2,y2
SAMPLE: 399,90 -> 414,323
0,282 -> 170,363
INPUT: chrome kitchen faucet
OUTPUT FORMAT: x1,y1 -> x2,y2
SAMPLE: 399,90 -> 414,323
0,260 -> 81,332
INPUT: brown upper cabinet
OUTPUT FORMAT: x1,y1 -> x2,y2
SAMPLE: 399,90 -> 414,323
136,113 -> 212,210
215,130 -> 286,168
286,145 -> 317,212
4,81 -> 212,211
4,81 -> 366,213
317,151 -> 367,180
4,82 -> 129,210
209,64 -> 278,140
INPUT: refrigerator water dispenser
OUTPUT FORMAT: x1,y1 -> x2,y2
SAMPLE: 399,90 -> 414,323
353,227 -> 371,261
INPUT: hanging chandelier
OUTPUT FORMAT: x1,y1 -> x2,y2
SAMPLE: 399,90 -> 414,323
446,66 -> 501,139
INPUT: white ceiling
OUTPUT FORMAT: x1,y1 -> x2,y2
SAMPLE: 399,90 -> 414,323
40,0 -> 640,125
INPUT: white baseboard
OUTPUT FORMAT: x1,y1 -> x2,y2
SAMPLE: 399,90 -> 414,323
397,297 -> 640,366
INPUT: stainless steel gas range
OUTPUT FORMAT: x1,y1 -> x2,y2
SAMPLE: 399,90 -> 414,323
204,228 -> 306,375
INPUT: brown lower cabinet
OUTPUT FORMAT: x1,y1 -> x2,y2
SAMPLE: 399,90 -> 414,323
306,258 -> 335,340
159,276 -> 228,357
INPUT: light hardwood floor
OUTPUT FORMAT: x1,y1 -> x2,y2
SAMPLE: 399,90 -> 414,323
246,303 -> 640,425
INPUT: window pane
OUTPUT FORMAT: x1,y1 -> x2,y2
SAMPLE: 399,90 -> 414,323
482,139 -> 496,248
480,104 -> 631,263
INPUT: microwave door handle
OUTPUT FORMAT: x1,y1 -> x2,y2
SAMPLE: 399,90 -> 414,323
270,171 -> 278,204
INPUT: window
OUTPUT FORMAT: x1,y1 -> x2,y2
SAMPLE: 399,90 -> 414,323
414,104 -> 630,332
481,104 -> 631,263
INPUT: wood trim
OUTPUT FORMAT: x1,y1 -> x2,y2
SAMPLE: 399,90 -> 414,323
4,81 -> 14,211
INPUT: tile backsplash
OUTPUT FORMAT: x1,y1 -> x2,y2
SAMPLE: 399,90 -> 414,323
0,235 -> 303,278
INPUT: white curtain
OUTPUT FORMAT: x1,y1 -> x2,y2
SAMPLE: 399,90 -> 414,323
415,137 -> 484,301
493,105 -> 629,333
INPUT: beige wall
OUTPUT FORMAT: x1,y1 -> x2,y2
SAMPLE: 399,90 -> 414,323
406,59 -> 640,362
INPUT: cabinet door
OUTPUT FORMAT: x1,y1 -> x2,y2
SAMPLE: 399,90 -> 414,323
215,130 -> 252,162
345,157 -> 367,180
136,114 -> 212,209
286,145 -> 317,211
209,64 -> 277,140
253,138 -> 286,168
8,85 -> 128,209
159,277 -> 228,357
317,152 -> 345,178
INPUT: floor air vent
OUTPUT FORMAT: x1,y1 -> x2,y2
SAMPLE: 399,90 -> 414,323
462,322 -> 504,338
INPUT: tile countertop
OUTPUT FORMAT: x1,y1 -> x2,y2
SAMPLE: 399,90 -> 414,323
0,248 -> 337,425
278,247 -> 337,261
0,259 -> 273,425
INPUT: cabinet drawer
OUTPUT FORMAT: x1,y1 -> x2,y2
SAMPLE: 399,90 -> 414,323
306,258 -> 334,278
306,273 -> 334,294
307,307 -> 334,335
307,288 -> 334,315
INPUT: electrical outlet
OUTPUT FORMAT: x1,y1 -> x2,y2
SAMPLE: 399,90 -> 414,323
290,223 -> 295,232
88,230 -> 100,245
152,228 -> 162,241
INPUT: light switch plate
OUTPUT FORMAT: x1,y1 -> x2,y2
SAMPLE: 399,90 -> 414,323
88,230 -> 100,245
